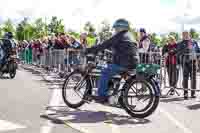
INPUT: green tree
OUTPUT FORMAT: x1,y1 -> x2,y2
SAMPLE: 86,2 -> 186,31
2,19 -> 15,34
169,32 -> 179,41
160,36 -> 168,47
98,20 -> 112,42
48,16 -> 65,34
16,18 -> 35,40
0,27 -> 3,38
129,28 -> 138,42
33,18 -> 46,38
150,33 -> 157,44
84,21 -> 96,37
190,28 -> 199,39
67,29 -> 80,39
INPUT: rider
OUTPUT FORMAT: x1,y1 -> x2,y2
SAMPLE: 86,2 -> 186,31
0,32 -> 15,70
85,19 -> 139,103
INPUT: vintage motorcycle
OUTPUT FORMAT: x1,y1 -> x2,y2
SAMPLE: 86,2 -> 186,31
0,54 -> 19,79
62,51 -> 160,118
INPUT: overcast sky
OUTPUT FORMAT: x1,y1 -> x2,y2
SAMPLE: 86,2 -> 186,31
0,0 -> 200,33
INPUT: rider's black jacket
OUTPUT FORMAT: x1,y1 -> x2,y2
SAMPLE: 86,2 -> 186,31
86,30 -> 139,69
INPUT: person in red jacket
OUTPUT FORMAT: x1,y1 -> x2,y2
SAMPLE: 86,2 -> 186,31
162,36 -> 179,95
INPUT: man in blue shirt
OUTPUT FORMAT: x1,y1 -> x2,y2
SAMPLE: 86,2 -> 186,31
85,19 -> 139,103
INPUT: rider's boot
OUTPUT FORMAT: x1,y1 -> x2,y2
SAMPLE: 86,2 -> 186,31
191,91 -> 196,98
184,91 -> 188,100
93,96 -> 109,104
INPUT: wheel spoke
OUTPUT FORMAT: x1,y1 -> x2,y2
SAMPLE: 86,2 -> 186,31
62,71 -> 88,108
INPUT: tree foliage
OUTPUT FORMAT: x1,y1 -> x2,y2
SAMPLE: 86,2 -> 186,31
98,20 -> 112,42
84,21 -> 96,37
1,17 -> 200,47
129,28 -> 138,42
2,19 -> 15,34
160,36 -> 168,47
169,32 -> 179,41
190,28 -> 199,39
33,18 -> 47,38
150,33 -> 161,46
0,27 -> 3,38
16,18 -> 35,40
48,16 -> 65,34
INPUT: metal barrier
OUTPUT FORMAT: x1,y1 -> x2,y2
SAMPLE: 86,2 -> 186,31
19,48 -> 200,95
19,48 -> 83,73
162,53 -> 200,96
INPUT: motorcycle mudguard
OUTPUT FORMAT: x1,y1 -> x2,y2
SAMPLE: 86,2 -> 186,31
8,62 -> 17,72
148,78 -> 161,97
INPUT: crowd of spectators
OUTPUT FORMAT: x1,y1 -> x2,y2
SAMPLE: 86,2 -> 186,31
17,32 -> 89,71
16,29 -> 200,98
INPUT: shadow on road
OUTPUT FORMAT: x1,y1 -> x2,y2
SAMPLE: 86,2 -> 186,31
160,97 -> 184,103
23,67 -> 42,76
187,104 -> 200,110
40,109 -> 151,126
0,76 -> 10,79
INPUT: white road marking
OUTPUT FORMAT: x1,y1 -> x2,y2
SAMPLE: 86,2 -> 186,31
159,108 -> 193,133
95,104 -> 121,133
40,121 -> 54,133
63,121 -> 92,133
40,82 -> 61,133
0,120 -> 26,131
46,75 -> 122,133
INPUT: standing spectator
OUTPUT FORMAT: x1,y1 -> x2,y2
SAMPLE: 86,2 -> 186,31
32,40 -> 43,65
64,35 -> 82,72
176,31 -> 200,99
26,40 -> 33,64
69,35 -> 81,66
40,38 -> 48,67
138,28 -> 151,63
32,40 -> 40,65
54,33 -> 65,49
80,33 -> 88,49
139,28 -> 149,49
162,36 -> 179,95
52,33 -> 66,72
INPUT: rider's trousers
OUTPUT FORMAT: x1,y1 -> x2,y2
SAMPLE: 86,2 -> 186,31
98,64 -> 124,97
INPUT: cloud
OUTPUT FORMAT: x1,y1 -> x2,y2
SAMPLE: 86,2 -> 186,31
0,0 -> 199,33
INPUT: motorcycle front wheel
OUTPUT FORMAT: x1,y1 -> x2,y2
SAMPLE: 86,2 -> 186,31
9,62 -> 17,79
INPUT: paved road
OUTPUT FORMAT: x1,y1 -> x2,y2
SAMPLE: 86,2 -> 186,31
0,68 -> 80,133
1,66 -> 200,133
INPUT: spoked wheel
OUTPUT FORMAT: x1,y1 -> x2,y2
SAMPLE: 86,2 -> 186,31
9,63 -> 17,79
122,80 -> 159,118
62,70 -> 88,109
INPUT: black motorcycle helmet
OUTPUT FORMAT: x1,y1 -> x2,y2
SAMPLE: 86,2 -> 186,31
4,32 -> 14,39
112,18 -> 130,30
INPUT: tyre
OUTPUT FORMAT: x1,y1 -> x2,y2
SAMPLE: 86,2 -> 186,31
10,70 -> 16,79
121,79 -> 159,118
62,70 -> 88,109
9,63 -> 17,79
